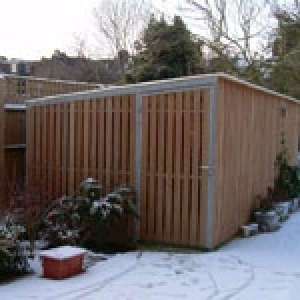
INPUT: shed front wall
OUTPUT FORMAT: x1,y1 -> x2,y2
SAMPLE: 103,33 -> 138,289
213,78 -> 300,247
26,87 -> 212,248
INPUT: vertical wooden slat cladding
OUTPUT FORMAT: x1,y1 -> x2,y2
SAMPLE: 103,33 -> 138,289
214,78 -> 300,247
27,95 -> 136,203
140,89 -> 209,247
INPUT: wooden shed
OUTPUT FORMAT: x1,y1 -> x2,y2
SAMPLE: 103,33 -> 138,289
25,73 -> 300,249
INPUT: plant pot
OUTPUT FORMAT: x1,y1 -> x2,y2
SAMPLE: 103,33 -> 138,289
291,198 -> 300,212
254,210 -> 280,232
40,246 -> 87,280
241,223 -> 258,238
287,200 -> 294,213
272,202 -> 290,222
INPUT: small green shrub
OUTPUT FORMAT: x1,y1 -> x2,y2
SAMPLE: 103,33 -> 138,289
40,179 -> 138,252
274,147 -> 300,200
0,217 -> 29,279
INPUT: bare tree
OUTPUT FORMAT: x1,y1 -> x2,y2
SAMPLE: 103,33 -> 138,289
94,0 -> 152,57
181,0 -> 274,64
72,34 -> 89,58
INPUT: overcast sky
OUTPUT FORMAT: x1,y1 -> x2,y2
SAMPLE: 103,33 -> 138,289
0,0 -> 174,60
0,0 -> 293,60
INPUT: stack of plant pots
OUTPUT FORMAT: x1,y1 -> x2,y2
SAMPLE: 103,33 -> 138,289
253,210 -> 281,232
250,197 -> 300,236
291,198 -> 300,212
242,149 -> 300,238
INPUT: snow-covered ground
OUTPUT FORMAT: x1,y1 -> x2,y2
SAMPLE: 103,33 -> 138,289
2,213 -> 300,300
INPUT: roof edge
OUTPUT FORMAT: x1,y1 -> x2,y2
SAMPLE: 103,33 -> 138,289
25,73 -> 299,107
26,74 -> 218,107
216,73 -> 299,104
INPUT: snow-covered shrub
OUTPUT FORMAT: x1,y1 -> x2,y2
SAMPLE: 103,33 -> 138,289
40,180 -> 138,252
0,216 -> 29,279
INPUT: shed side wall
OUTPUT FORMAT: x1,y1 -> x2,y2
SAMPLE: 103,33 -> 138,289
214,78 -> 299,246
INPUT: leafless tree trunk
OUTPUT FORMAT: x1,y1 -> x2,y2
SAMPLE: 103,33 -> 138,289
72,34 -> 89,58
94,0 -> 152,57
181,0 -> 273,64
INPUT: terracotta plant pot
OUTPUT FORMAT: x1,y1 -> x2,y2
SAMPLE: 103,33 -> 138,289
40,246 -> 87,280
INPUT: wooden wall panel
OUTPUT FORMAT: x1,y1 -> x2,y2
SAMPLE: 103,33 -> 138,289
140,89 -> 210,247
27,95 -> 136,203
214,78 -> 300,246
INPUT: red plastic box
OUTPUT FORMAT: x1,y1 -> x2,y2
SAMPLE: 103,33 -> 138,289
40,246 -> 87,280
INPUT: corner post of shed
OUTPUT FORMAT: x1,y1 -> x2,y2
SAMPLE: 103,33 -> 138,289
135,93 -> 143,241
205,84 -> 218,250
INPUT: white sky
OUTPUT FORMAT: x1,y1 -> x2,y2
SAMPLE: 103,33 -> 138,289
0,0 -> 293,60
0,0 -> 172,60
0,0 -> 95,59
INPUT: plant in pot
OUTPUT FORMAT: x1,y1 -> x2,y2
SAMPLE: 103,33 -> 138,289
286,166 -> 300,212
254,187 -> 281,232
273,147 -> 300,215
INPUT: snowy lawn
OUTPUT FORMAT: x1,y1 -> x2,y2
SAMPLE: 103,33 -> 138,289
1,213 -> 300,299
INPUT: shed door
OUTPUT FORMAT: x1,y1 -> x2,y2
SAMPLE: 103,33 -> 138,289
139,89 -> 210,247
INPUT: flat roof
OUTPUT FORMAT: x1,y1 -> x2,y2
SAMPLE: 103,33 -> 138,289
26,73 -> 299,107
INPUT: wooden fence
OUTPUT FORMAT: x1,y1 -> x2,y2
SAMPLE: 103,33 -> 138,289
0,75 -> 100,202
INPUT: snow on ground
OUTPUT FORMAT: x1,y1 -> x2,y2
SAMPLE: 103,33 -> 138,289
2,213 -> 300,299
